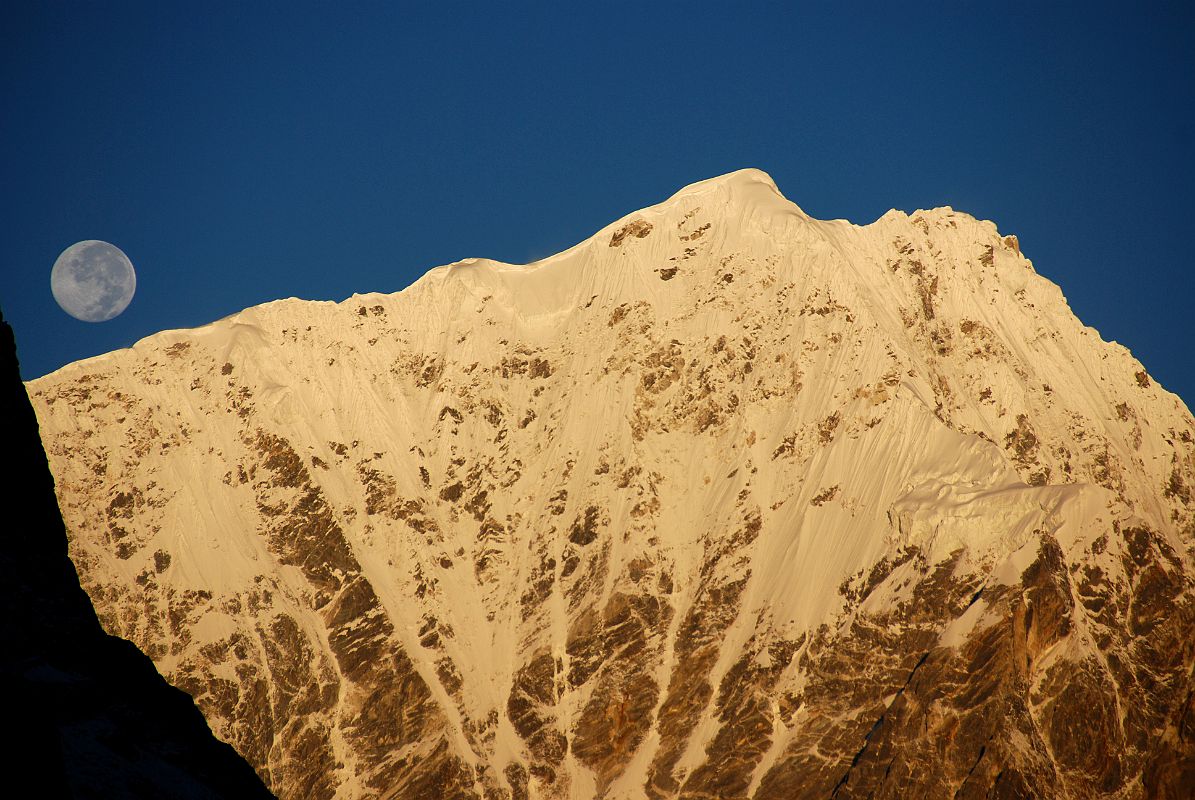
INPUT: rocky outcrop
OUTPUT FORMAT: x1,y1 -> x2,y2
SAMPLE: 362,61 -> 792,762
0,309 -> 273,799
28,170 -> 1195,798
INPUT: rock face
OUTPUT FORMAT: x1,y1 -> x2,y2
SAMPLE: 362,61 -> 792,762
27,170 -> 1195,798
0,310 -> 274,799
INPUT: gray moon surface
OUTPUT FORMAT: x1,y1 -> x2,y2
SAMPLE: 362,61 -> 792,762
51,240 -> 137,322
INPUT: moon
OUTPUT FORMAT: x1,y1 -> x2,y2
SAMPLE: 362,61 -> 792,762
51,240 -> 137,322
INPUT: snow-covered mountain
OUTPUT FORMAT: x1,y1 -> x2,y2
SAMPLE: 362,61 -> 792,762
28,170 -> 1195,799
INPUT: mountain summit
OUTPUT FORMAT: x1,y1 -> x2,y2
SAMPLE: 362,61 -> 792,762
29,171 -> 1195,799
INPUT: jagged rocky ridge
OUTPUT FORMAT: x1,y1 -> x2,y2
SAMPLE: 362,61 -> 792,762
27,170 -> 1195,798
0,309 -> 274,799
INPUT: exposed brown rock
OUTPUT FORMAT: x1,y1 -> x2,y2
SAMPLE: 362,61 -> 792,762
610,219 -> 653,247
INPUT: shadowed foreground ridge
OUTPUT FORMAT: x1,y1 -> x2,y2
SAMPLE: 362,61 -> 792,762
27,170 -> 1195,798
0,309 -> 274,799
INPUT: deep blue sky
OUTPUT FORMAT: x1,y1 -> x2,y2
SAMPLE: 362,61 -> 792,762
2,3 -> 1192,403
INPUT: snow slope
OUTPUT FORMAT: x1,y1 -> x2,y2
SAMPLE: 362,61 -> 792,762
29,169 -> 1195,799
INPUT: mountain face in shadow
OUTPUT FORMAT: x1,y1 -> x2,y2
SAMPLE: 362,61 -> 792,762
0,309 -> 274,799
